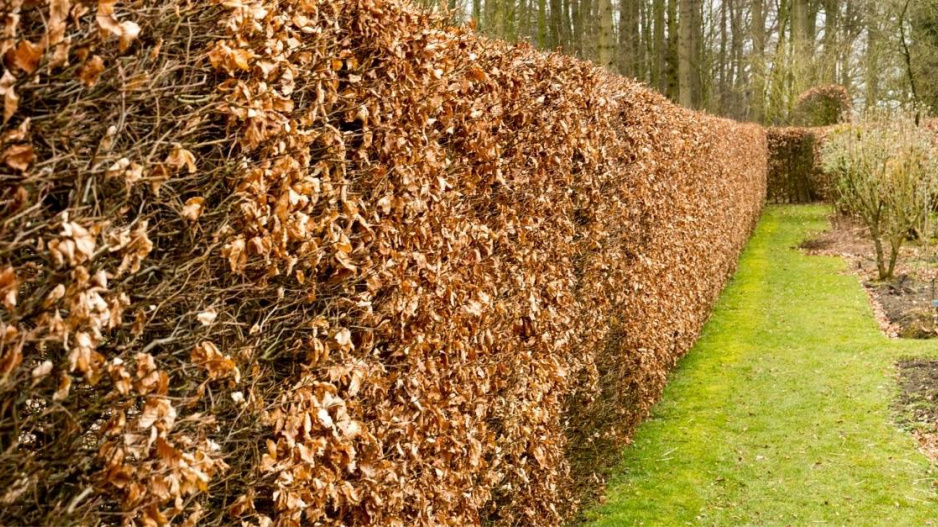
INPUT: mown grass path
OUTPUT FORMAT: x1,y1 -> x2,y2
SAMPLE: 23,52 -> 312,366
584,205 -> 938,526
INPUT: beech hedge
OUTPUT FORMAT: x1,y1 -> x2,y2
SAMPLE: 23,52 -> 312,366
766,127 -> 833,203
793,85 -> 852,128
0,0 -> 766,525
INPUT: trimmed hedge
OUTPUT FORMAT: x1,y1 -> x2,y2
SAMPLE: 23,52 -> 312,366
767,126 -> 842,204
0,1 -> 766,525
793,85 -> 852,127
769,85 -> 849,203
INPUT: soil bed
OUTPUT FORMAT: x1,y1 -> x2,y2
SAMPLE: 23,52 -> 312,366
868,279 -> 938,338
897,359 -> 938,426
801,214 -> 938,339
895,358 -> 938,461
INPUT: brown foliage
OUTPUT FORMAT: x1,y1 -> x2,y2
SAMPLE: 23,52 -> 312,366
767,127 -> 835,204
0,0 -> 766,525
793,85 -> 853,127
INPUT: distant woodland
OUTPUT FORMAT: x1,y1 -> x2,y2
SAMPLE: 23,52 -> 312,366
420,0 -> 938,123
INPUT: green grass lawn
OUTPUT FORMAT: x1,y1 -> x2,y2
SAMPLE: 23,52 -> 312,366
583,205 -> 938,526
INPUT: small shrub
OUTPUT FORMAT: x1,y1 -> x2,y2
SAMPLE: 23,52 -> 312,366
822,117 -> 938,279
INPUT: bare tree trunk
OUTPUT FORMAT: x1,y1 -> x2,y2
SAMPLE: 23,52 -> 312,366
751,0 -> 766,122
808,0 -> 820,43
485,0 -> 503,38
519,0 -> 530,42
898,0 -> 921,111
618,0 -> 637,75
692,0 -> 704,108
766,0 -> 790,124
666,0 -> 680,100
839,0 -> 856,88
653,0 -> 666,91
718,0 -> 728,113
598,0 -> 614,69
793,0 -> 809,47
582,0 -> 595,59
871,222 -> 887,279
538,0 -> 547,47
821,0 -> 838,83
504,0 -> 516,41
792,0 -> 812,96
865,3 -> 881,109
730,0 -> 745,118
888,239 -> 900,279
678,0 -> 696,107
549,0 -> 565,49
642,0 -> 653,82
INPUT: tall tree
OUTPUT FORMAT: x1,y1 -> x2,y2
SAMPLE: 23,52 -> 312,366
751,0 -> 767,121
462,0 -> 931,121
642,0 -> 654,81
839,0 -> 859,88
766,0 -> 791,124
690,0 -> 705,107
666,0 -> 680,100
572,0 -> 584,56
678,0 -> 697,107
729,0 -> 747,118
864,2 -> 882,109
537,0 -> 547,48
598,0 -> 614,69
485,0 -> 504,38
820,0 -> 839,83
618,0 -> 638,75
718,0 -> 729,112
793,0 -> 810,48
653,0 -> 667,91
909,0 -> 938,113
548,0 -> 568,49
791,0 -> 818,110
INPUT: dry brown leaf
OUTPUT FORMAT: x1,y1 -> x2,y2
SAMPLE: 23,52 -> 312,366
12,40 -> 42,74
52,372 -> 71,401
222,237 -> 246,274
0,267 -> 16,309
2,118 -> 30,143
165,144 -> 196,174
181,197 -> 205,221
149,163 -> 170,195
0,69 -> 18,123
191,341 -> 240,383
196,308 -> 217,326
208,42 -> 253,74
31,360 -> 53,387
78,55 -> 105,87
2,143 -> 35,171
48,0 -> 72,46
96,0 -> 141,52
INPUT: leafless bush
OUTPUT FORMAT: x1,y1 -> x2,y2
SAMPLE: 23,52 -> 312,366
822,116 -> 938,279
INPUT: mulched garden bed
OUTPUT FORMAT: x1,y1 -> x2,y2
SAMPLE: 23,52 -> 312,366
801,215 -> 938,339
895,358 -> 938,461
